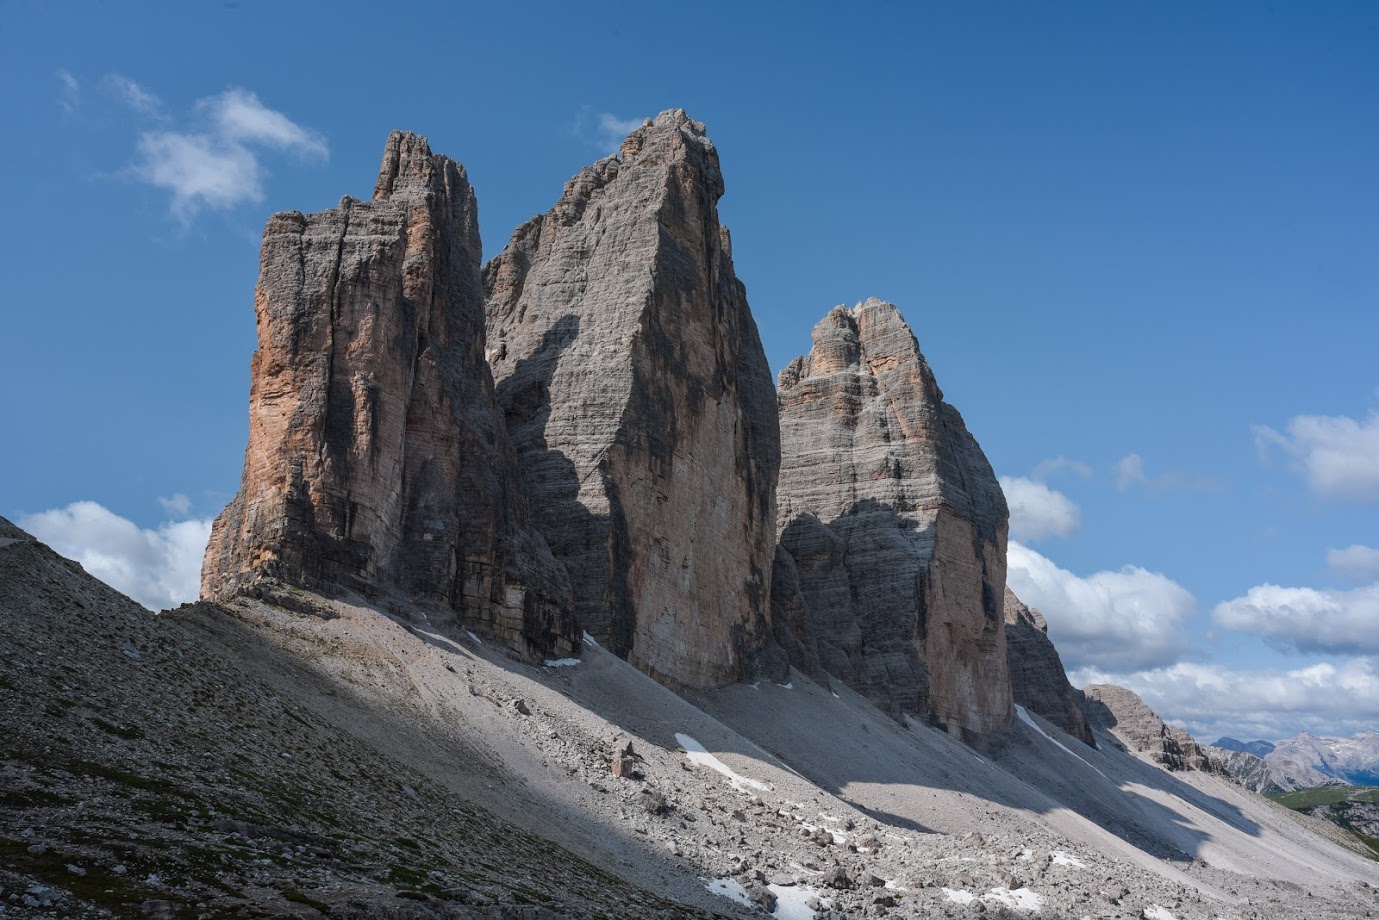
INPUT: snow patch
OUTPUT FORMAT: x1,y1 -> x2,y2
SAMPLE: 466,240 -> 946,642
676,733 -> 772,792
581,631 -> 600,648
464,630 -> 482,646
1143,907 -> 1178,920
1016,704 -> 1105,776
777,681 -> 794,689
770,883 -> 826,919
986,887 -> 1043,911
942,888 -> 976,904
1051,850 -> 1085,868
703,877 -> 751,907
543,658 -> 580,668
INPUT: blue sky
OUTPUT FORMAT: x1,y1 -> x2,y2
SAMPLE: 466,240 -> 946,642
3,0 -> 1377,742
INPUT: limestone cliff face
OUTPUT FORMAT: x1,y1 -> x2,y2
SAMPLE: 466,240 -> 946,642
774,299 -> 1013,735
483,109 -> 780,690
1004,588 -> 1095,747
1083,684 -> 1219,772
203,132 -> 578,660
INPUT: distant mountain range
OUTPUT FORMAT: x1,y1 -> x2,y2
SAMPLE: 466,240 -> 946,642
1210,730 -> 1379,793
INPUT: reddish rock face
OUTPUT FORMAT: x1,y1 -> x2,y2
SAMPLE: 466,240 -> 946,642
1083,684 -> 1220,772
483,110 -> 781,691
774,299 -> 1013,736
202,132 -> 577,661
1004,587 -> 1096,747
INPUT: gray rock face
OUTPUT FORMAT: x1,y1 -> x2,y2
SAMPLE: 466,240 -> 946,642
484,109 -> 780,690
203,131 -> 578,660
773,299 -> 1013,735
1082,684 -> 1219,773
1004,588 -> 1095,747
1209,747 -> 1284,794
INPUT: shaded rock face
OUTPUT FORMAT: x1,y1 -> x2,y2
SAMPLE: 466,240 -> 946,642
484,109 -> 780,690
773,299 -> 1013,735
1083,684 -> 1219,773
203,131 -> 578,660
1004,588 -> 1095,747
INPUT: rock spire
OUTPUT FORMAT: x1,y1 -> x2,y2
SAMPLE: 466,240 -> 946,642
484,109 -> 781,690
203,131 -> 578,660
773,299 -> 1013,736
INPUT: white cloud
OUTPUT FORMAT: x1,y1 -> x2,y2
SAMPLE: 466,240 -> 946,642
56,70 -> 79,112
207,88 -> 327,157
1007,541 -> 1195,671
1071,658 -> 1379,742
104,74 -> 162,116
1328,544 -> 1379,583
1114,452 -> 1224,494
597,112 -> 646,154
1030,456 -> 1093,481
157,493 -> 192,516
1115,453 -> 1148,491
131,86 -> 326,221
1212,582 -> 1379,654
999,476 -> 1079,541
18,501 -> 211,611
1255,410 -> 1379,502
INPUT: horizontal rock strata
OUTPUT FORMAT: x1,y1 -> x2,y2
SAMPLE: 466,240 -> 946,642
1003,587 -> 1095,747
1083,684 -> 1218,772
774,298 -> 1013,735
484,109 -> 780,690
203,131 -> 577,660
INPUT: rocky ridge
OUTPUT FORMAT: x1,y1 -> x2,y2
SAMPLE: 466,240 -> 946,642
202,131 -> 577,662
772,299 -> 1013,736
1083,684 -> 1219,773
484,110 -> 781,691
1004,587 -> 1095,747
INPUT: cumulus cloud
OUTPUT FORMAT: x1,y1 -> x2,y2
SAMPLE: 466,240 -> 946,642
131,87 -> 326,221
1006,541 -> 1195,671
1255,410 -> 1379,502
1071,658 -> 1379,741
999,476 -> 1080,541
18,501 -> 211,611
1328,544 -> 1379,583
1212,582 -> 1379,654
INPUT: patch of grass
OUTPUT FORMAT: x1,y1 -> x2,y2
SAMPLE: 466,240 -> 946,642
387,863 -> 426,886
394,836 -> 421,851
89,717 -> 146,740
1269,785 -> 1379,809
283,889 -> 330,913
0,787 -> 72,808
0,836 -> 160,911
395,889 -> 429,901
67,759 -> 174,793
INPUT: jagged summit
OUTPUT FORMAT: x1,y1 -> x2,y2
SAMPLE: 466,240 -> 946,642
484,108 -> 780,691
202,131 -> 577,661
772,297 -> 1013,736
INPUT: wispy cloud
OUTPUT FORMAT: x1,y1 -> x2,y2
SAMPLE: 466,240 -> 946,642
999,476 -> 1080,541
1255,409 -> 1379,502
1114,452 -> 1225,494
573,107 -> 648,156
56,70 -> 79,112
18,501 -> 212,611
157,493 -> 192,516
1030,456 -> 1093,481
118,85 -> 328,222
103,74 -> 163,116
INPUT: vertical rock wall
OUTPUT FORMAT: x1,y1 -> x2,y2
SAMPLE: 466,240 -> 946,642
203,132 -> 577,660
484,110 -> 780,690
1004,587 -> 1096,746
775,299 -> 1013,735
